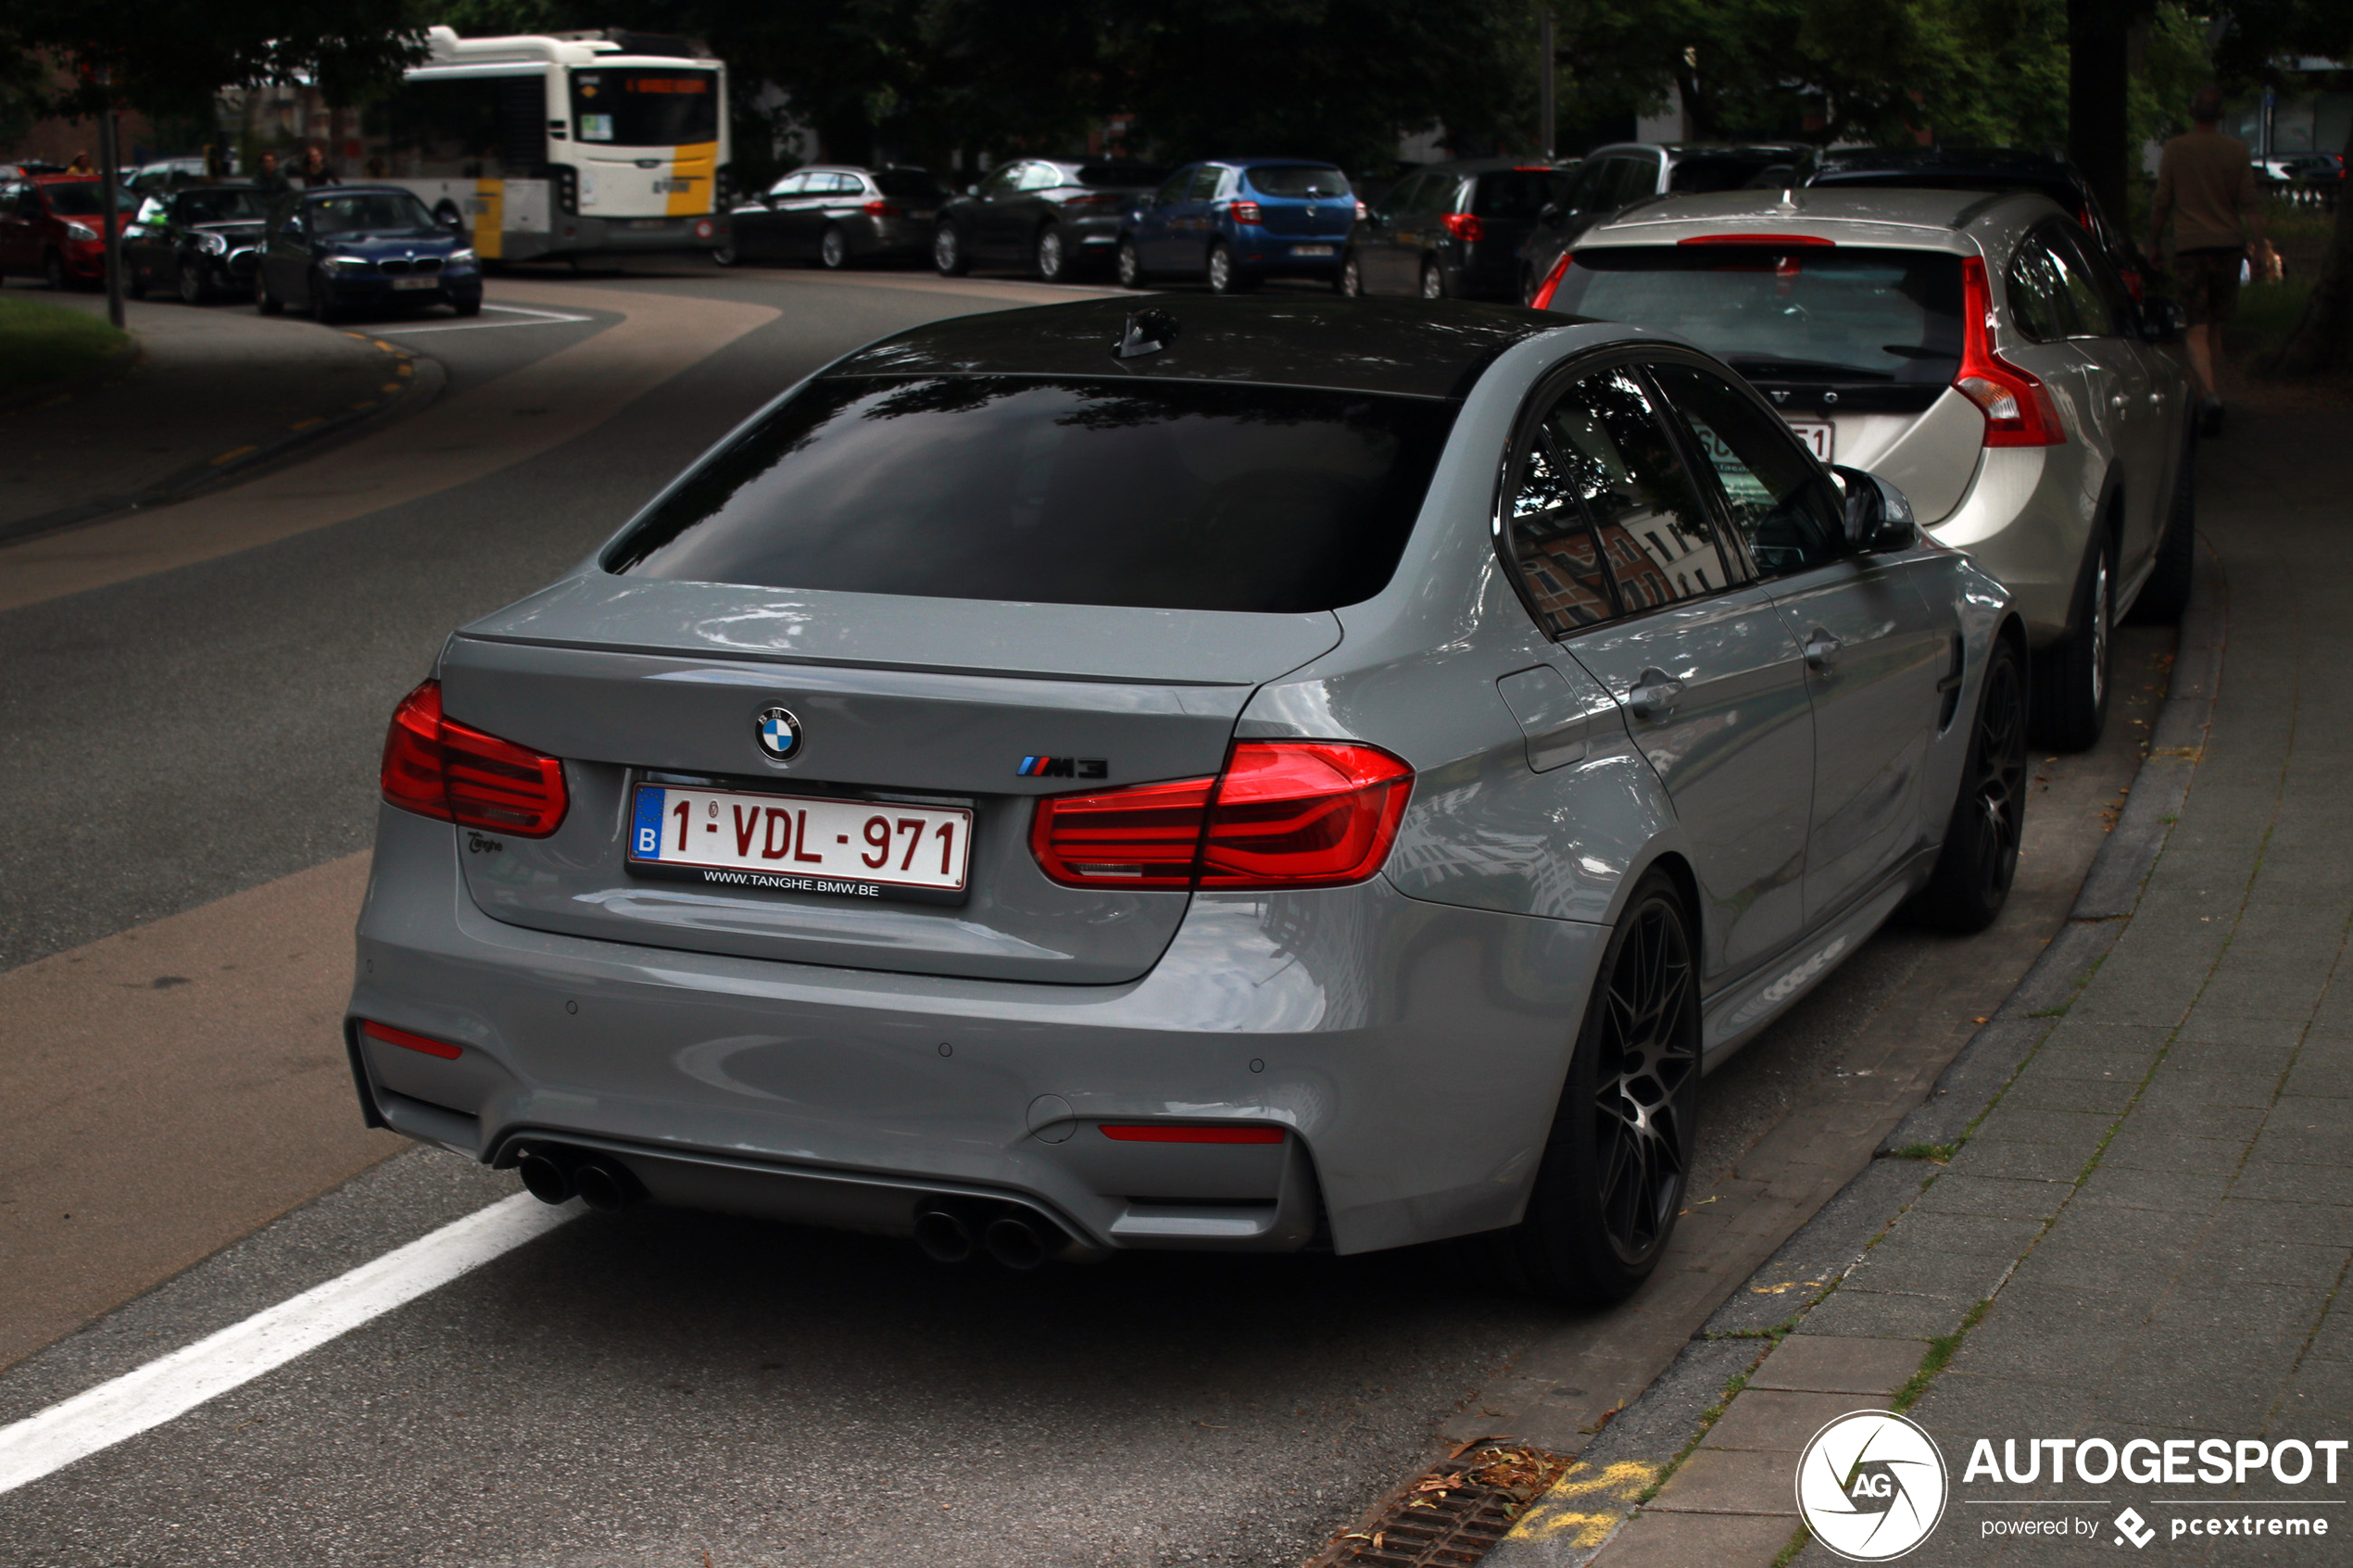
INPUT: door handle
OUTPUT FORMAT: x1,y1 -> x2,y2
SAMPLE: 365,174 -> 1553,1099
1627,668 -> 1683,719
1804,630 -> 1842,669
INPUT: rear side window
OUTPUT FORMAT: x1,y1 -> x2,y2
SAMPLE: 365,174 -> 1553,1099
1473,169 -> 1569,220
1187,166 -> 1225,201
608,377 -> 1459,613
1547,245 -> 1966,386
1505,432 -> 1618,634
1648,363 -> 1843,577
2005,235 -> 2082,342
1242,165 -> 1350,198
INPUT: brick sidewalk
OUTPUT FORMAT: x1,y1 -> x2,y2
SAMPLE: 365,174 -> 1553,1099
1562,413 -> 2353,1567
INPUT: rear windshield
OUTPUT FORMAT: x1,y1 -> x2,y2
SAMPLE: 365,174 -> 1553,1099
1667,155 -> 1795,194
874,169 -> 945,199
607,376 -> 1457,612
1242,165 -> 1351,199
1472,169 -> 1571,220
1077,164 -> 1167,189
570,68 -> 720,146
1547,245 -> 1966,384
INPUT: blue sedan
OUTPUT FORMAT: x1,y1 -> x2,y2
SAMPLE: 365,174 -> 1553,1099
1117,159 -> 1359,293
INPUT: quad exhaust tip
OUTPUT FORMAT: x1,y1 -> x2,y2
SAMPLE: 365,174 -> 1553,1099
912,1198 -> 1072,1270
516,1145 -> 645,1211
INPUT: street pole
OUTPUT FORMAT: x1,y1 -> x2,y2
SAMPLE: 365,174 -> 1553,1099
1539,6 -> 1556,161
96,72 -> 125,331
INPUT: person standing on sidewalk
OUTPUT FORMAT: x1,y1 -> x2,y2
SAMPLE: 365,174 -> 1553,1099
253,152 -> 291,200
2151,85 -> 2276,436
297,145 -> 340,189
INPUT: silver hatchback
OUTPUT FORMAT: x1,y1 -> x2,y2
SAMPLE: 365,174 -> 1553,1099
347,298 -> 2023,1305
1537,187 -> 2197,750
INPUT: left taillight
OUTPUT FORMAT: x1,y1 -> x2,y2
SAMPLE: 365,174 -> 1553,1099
1957,257 -> 2067,448
1030,741 -> 1412,891
862,198 -> 900,218
1229,199 -> 1264,226
1441,212 -> 1485,243
380,679 -> 569,837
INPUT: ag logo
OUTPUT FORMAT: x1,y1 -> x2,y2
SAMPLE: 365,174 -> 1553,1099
755,705 -> 801,762
1795,1411 -> 1948,1561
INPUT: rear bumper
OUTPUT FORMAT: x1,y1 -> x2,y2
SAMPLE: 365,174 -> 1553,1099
547,213 -> 727,256
1923,445 -> 2089,644
347,805 -> 1605,1257
323,271 -> 484,306
1234,236 -> 1343,276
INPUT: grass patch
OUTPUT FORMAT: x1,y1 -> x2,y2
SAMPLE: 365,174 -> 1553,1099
1890,1299 -> 1992,1412
1892,1142 -> 1957,1164
0,295 -> 130,398
1771,1524 -> 1814,1568
2028,1003 -> 2070,1018
1635,1370 -> 1755,1504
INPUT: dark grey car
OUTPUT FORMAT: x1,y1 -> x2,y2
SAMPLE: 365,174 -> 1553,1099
1341,158 -> 1572,300
1516,142 -> 1807,302
719,165 -> 945,270
348,298 -> 2024,1306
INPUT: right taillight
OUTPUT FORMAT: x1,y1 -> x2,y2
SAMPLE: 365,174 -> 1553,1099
1957,256 -> 2067,448
1030,741 -> 1412,891
380,679 -> 569,837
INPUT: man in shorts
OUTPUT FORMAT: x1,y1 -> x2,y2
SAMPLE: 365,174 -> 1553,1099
2151,85 -> 2275,435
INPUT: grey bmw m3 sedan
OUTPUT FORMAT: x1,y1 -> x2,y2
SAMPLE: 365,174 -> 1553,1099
348,296 -> 2025,1305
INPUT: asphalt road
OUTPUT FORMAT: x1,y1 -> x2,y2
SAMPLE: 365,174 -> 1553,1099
0,257 -> 2170,1566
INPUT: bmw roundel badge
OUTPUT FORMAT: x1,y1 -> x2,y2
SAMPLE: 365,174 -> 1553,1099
755,705 -> 802,761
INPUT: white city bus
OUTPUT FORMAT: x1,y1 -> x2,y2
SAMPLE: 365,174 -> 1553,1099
357,26 -> 730,263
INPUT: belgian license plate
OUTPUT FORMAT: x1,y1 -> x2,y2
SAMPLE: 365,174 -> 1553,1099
1291,244 -> 1336,257
627,784 -> 972,902
907,208 -> 936,221
390,275 -> 437,291
1784,419 -> 1834,461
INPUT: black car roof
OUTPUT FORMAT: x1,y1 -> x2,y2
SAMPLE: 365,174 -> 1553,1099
827,296 -> 1566,400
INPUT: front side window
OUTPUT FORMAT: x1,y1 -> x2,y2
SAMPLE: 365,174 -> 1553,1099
1541,369 -> 1730,613
1187,165 -> 1225,201
607,377 -> 1460,614
1375,172 -> 1428,220
1504,433 -> 1617,634
1473,169 -> 1570,220
1649,362 -> 1843,577
977,165 -> 1023,199
1017,163 -> 1062,193
1151,167 -> 1193,207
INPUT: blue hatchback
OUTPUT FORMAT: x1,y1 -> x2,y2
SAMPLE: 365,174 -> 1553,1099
1116,159 -> 1359,293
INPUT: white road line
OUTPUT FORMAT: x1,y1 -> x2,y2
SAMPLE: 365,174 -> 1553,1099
0,1193 -> 577,1496
382,303 -> 596,334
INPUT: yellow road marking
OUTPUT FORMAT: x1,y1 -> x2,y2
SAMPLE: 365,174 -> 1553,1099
209,445 -> 258,466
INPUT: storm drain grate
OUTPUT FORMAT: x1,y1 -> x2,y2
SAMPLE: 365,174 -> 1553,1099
1306,1441 -> 1571,1568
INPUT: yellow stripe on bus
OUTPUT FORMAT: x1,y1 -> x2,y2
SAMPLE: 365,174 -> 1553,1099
667,141 -> 719,218
472,178 -> 504,259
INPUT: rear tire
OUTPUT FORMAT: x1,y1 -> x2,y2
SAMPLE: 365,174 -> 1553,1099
819,223 -> 849,270
1206,242 -> 1246,294
44,250 -> 69,291
176,258 -> 208,305
1338,253 -> 1365,297
1489,868 -> 1699,1307
1908,634 -> 2028,933
256,271 -> 283,314
1034,223 -> 1066,282
711,243 -> 737,267
932,223 -> 967,276
2129,431 -> 2196,624
2030,531 -> 2113,751
1116,239 -> 1145,289
1420,257 -> 1446,299
452,296 -> 482,318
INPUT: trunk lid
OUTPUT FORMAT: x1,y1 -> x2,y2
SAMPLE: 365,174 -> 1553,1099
438,575 -> 1340,985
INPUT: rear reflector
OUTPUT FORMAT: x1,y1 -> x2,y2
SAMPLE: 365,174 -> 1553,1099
1100,1124 -> 1285,1144
361,1020 -> 462,1060
1030,741 -> 1412,890
381,679 -> 570,837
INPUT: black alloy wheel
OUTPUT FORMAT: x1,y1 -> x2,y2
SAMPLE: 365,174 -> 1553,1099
1909,634 -> 2029,933
711,242 -> 737,267
1115,239 -> 1145,289
932,223 -> 967,276
177,257 -> 209,305
2030,532 -> 2112,751
1419,257 -> 1446,299
1034,224 -> 1066,282
1337,253 -> 1364,297
1492,867 -> 1699,1306
818,223 -> 849,270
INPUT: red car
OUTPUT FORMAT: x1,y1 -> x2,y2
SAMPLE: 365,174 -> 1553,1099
0,175 -> 134,290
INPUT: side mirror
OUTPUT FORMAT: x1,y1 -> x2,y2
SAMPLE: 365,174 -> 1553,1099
2137,295 -> 2188,344
1829,465 -> 1918,553
1538,201 -> 1562,225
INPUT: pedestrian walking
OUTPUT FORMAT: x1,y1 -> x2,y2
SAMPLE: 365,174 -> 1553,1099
253,151 -> 292,199
2151,85 -> 2277,436
298,145 -> 340,189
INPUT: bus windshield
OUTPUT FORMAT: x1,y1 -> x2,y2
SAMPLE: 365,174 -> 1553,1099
571,69 -> 719,146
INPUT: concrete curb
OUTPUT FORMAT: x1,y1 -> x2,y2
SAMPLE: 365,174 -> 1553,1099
0,335 -> 141,418
0,338 -> 444,549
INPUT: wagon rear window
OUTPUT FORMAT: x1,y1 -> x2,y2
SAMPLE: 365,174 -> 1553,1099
606,376 -> 1457,613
